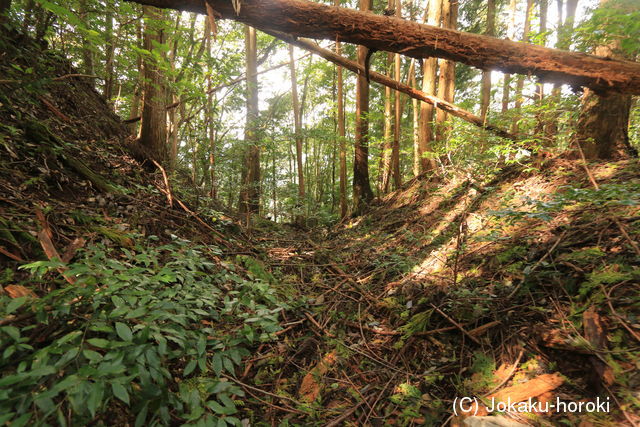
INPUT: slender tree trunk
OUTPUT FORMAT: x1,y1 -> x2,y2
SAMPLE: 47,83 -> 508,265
353,0 -> 374,215
207,23 -> 217,199
391,0 -> 402,189
480,0 -> 496,123
381,51 -> 393,193
238,25 -> 261,217
575,0 -> 635,160
138,6 -> 168,164
411,69 -> 420,177
272,152 -> 277,221
103,1 -> 115,104
502,0 -> 518,113
534,0 -> 548,137
129,20 -> 144,136
335,27 -> 348,218
511,0 -> 533,134
289,45 -> 305,222
548,0 -> 578,138
418,0 -> 441,174
78,0 -> 94,76
435,0 -> 457,146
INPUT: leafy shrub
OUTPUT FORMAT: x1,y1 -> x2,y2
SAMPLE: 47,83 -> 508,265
0,236 -> 287,426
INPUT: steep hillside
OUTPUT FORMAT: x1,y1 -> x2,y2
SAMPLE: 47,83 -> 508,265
255,159 -> 640,426
0,28 -> 291,426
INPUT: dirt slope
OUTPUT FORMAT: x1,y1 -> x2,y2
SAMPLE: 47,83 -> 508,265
258,159 -> 640,426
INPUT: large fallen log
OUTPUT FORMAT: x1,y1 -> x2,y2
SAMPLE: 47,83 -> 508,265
269,31 -> 516,140
125,0 -> 640,95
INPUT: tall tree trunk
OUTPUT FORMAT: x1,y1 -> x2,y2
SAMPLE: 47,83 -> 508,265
411,68 -> 420,177
417,0 -> 441,174
511,0 -> 533,134
534,0 -> 548,137
239,25 -> 261,217
381,50 -> 393,193
353,0 -> 374,215
289,45 -> 306,221
435,0 -> 457,146
103,1 -> 115,104
138,6 -> 168,164
207,22 -> 217,199
78,0 -> 94,76
575,0 -> 635,160
480,0 -> 496,123
391,0 -> 402,189
129,20 -> 144,136
547,0 -> 578,137
335,3 -> 348,218
502,0 -> 518,113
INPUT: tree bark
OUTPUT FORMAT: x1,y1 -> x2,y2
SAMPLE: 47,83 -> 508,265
353,0 -> 374,215
391,0 -> 402,189
289,45 -> 306,221
480,0 -> 496,123
511,0 -> 534,134
103,1 -> 115,104
417,0 -> 441,174
502,0 -> 518,113
575,0 -> 635,160
435,0 -> 457,146
78,0 -> 94,76
334,0 -> 347,219
238,25 -> 261,217
125,0 -> 640,95
381,50 -> 393,193
138,6 -> 168,164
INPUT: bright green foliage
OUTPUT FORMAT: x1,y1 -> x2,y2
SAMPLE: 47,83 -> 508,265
0,237 -> 288,426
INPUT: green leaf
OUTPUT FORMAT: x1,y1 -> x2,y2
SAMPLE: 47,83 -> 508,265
111,382 -> 130,405
183,359 -> 197,376
83,349 -> 103,362
87,338 -> 111,349
223,357 -> 235,375
6,296 -> 27,314
1,326 -> 20,341
134,403 -> 149,427
87,381 -> 105,418
115,322 -> 133,342
207,400 -> 226,414
212,353 -> 222,376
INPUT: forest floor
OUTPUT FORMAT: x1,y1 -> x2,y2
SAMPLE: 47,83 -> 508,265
1,26 -> 640,427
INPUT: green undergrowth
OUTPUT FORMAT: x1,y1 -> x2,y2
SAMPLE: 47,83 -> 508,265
0,235 -> 290,426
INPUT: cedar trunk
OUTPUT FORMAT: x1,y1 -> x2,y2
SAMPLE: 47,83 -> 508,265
238,25 -> 261,216
575,0 -> 635,160
138,6 -> 168,165
353,0 -> 374,215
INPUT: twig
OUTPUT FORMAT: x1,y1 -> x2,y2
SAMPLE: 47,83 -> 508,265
221,374 -> 307,409
430,303 -> 482,345
150,159 -> 173,208
304,311 -> 335,338
601,282 -> 640,343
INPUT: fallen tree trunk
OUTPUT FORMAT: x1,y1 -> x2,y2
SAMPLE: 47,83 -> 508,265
125,0 -> 640,95
269,32 -> 516,140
